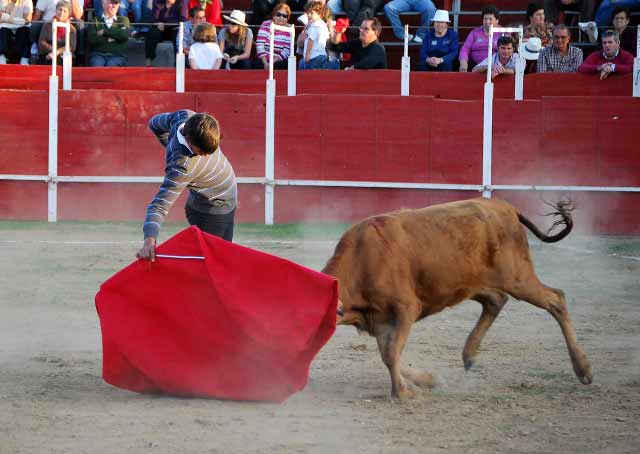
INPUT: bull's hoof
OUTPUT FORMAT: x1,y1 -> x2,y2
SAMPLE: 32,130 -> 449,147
579,374 -> 593,385
392,387 -> 415,401
464,359 -> 475,371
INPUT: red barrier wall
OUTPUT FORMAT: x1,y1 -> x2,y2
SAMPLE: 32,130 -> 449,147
0,66 -> 632,99
1,85 -> 639,233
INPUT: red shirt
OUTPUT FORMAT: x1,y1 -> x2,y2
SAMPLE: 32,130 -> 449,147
577,49 -> 634,74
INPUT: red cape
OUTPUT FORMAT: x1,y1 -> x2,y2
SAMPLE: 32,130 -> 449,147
95,226 -> 337,402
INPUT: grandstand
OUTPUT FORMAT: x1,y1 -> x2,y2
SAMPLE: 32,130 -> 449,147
42,0 -> 638,69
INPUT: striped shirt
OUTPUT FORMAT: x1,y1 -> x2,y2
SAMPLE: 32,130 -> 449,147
255,19 -> 292,61
143,110 -> 237,240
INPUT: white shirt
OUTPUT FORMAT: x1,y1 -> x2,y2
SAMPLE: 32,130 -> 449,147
304,19 -> 328,60
188,42 -> 223,70
102,14 -> 115,28
0,0 -> 33,29
35,0 -> 82,20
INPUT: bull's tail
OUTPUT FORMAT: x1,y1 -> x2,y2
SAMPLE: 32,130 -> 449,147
517,200 -> 574,243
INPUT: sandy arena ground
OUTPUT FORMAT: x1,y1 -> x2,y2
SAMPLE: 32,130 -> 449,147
0,220 -> 639,454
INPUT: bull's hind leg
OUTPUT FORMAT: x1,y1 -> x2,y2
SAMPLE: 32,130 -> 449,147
375,310 -> 416,400
508,281 -> 593,385
463,290 -> 509,370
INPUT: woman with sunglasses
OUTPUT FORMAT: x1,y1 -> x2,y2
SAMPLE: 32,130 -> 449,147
254,3 -> 291,69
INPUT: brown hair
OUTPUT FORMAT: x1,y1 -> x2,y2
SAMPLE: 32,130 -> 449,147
271,3 -> 291,19
193,23 -> 217,43
226,20 -> 247,47
363,17 -> 382,37
182,113 -> 221,155
304,0 -> 325,16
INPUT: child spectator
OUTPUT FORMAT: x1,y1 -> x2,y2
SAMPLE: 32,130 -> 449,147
299,1 -> 329,70
472,35 -> 523,79
0,0 -> 32,65
219,9 -> 253,69
188,22 -> 222,69
178,5 -> 207,57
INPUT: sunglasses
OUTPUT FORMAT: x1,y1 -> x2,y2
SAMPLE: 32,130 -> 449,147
274,12 -> 289,18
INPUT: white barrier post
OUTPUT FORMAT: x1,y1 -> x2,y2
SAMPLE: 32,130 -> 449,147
401,24 -> 410,96
482,26 -> 495,199
48,21 -> 60,222
633,28 -> 639,97
288,24 -> 296,95
269,22 -> 296,96
176,21 -> 185,93
514,27 -> 524,100
51,21 -> 72,90
265,22 -> 277,224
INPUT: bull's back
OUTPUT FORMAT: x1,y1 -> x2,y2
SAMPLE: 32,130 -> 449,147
323,198 -> 529,310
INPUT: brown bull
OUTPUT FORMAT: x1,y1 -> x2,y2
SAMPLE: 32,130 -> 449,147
323,198 -> 593,400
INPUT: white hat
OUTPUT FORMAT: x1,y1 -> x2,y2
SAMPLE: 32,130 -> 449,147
521,37 -> 542,60
223,10 -> 248,26
431,9 -> 450,23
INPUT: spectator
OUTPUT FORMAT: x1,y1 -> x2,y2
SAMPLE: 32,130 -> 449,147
188,22 -> 221,69
343,0 -> 385,27
30,0 -> 82,56
327,0 -> 344,15
521,36 -> 543,73
328,16 -> 386,69
418,9 -> 458,72
609,7 -> 637,56
384,0 -> 436,44
218,10 -> 253,69
524,2 -> 554,46
299,1 -> 330,70
254,2 -> 291,70
459,5 -> 501,72
94,0 -> 149,32
252,0 -> 301,27
86,0 -> 129,66
544,0 -> 596,26
0,0 -> 32,65
472,35 -> 523,79
593,0 -> 640,28
188,0 -> 220,26
37,0 -> 76,63
178,5 -> 207,57
537,23 -> 583,72
578,30 -> 634,78
144,0 -> 188,67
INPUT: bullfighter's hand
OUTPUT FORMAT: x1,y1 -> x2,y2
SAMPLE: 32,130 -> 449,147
136,237 -> 156,262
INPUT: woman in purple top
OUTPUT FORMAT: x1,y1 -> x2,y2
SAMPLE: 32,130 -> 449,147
458,5 -> 501,72
144,0 -> 188,66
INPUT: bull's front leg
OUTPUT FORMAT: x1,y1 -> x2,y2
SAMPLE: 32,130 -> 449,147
375,314 -> 414,400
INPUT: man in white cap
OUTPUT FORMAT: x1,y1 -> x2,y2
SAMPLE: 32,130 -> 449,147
383,0 -> 436,43
418,9 -> 459,71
